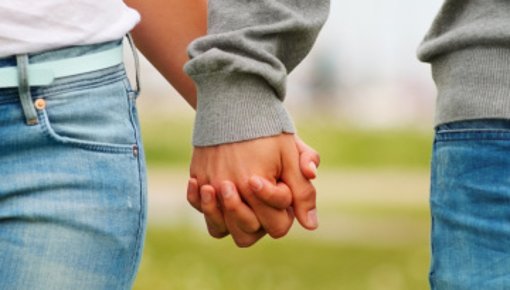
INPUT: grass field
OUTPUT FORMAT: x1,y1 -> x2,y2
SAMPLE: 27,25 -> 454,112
133,227 -> 429,290
134,116 -> 433,290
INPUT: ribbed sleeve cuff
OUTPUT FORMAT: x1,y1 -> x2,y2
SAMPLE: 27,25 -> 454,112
432,47 -> 510,126
191,73 -> 295,146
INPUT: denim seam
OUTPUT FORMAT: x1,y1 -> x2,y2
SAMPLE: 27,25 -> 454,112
0,97 -> 19,105
37,109 -> 134,154
124,81 -> 145,288
437,129 -> 510,134
429,140 -> 436,287
34,67 -> 126,98
435,130 -> 510,142
435,137 -> 510,142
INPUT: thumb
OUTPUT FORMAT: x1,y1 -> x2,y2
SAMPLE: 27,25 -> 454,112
295,135 -> 320,180
281,137 -> 319,230
249,175 -> 293,209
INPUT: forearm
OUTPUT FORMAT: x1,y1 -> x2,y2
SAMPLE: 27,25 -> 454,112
125,0 -> 207,109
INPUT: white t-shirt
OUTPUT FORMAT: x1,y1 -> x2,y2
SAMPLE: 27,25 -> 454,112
0,0 -> 140,57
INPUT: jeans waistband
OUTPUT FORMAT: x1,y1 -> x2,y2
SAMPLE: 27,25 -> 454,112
0,34 -> 141,125
0,35 -> 140,91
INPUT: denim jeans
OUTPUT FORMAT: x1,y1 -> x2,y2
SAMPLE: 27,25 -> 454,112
430,119 -> 510,290
0,40 -> 147,289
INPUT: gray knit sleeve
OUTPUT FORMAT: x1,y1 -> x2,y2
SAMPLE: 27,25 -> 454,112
185,0 -> 330,146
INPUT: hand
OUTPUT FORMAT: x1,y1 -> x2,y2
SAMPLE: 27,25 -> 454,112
187,134 -> 320,247
187,178 -> 294,247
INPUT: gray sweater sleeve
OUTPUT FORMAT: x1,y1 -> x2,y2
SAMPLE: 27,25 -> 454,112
418,1 -> 510,125
185,0 -> 330,146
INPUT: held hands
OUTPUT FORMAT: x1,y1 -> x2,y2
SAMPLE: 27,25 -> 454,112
187,134 -> 320,247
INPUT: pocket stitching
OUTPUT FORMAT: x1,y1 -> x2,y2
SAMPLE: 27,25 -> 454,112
38,109 -> 134,154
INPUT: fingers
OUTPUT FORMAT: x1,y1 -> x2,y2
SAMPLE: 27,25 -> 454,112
226,221 -> 266,248
295,135 -> 320,180
220,181 -> 292,241
237,193 -> 294,239
281,138 -> 319,231
193,179 -> 268,247
285,175 -> 318,231
200,185 -> 228,239
219,181 -> 261,234
219,181 -> 266,247
189,134 -> 300,245
249,176 -> 292,209
186,178 -> 202,213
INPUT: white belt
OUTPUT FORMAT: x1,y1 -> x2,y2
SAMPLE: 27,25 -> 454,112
0,45 -> 123,88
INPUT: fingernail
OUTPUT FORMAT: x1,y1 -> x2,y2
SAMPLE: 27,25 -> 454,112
307,209 -> 319,229
200,190 -> 212,204
250,176 -> 263,191
222,183 -> 234,199
309,162 -> 317,175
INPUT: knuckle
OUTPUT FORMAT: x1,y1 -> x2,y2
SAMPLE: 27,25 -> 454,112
222,200 -> 239,213
201,204 -> 214,214
270,194 -> 292,208
266,222 -> 291,239
186,193 -> 197,205
242,222 -> 260,234
202,203 -> 219,215
268,227 -> 290,239
296,185 -> 316,201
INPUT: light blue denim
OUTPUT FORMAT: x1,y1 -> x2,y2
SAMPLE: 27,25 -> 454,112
0,40 -> 147,289
430,119 -> 510,290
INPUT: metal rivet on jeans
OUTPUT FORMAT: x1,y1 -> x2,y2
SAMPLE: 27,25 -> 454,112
34,99 -> 46,110
132,145 -> 139,157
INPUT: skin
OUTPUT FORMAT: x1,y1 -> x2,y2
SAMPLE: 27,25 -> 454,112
188,135 -> 320,247
125,0 -> 321,247
125,0 -> 207,108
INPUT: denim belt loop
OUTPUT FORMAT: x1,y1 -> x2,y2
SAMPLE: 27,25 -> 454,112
126,33 -> 141,97
16,54 -> 38,125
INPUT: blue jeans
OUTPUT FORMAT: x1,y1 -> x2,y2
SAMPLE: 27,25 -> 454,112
430,119 -> 510,289
0,40 -> 147,289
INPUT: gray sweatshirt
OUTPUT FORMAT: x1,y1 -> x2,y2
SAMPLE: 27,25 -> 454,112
185,0 -> 330,146
187,0 -> 497,146
418,0 -> 510,126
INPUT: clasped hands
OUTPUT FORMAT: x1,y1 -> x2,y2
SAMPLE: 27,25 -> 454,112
187,133 -> 320,247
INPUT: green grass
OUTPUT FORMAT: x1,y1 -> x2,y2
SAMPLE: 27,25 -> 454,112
133,227 -> 430,290
140,118 -> 194,167
140,117 -> 433,169
329,204 -> 430,220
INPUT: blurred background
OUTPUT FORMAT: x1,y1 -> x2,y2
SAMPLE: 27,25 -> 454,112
129,1 -> 443,289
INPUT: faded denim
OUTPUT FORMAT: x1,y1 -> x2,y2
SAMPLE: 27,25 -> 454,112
0,40 -> 147,290
430,119 -> 510,290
